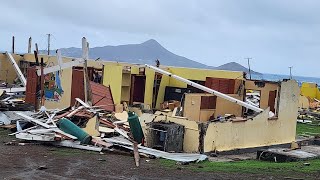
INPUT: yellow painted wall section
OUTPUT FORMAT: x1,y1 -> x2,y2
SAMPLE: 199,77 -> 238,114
183,93 -> 243,120
103,64 -> 123,105
166,116 -> 200,153
245,80 -> 279,110
131,66 -> 139,75
215,94 -> 243,117
204,80 -> 299,152
139,112 -> 200,153
22,54 -> 103,109
0,53 -> 24,83
155,75 -> 170,109
301,82 -> 320,100
44,68 -> 73,109
168,67 -> 244,88
144,68 -> 155,106
299,95 -> 310,109
23,54 -> 74,109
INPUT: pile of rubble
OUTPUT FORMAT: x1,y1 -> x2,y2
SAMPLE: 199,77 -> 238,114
1,98 -> 206,166
297,97 -> 320,125
0,89 -> 33,111
245,90 -> 260,108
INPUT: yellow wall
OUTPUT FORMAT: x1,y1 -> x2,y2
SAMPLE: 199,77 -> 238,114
215,94 -> 243,117
1,53 -> 249,113
168,67 -> 244,88
245,80 -> 279,111
7,53 -> 105,109
103,64 -> 123,105
141,80 -> 299,153
183,93 -> 243,121
204,80 -> 299,152
0,53 -> 24,83
155,75 -> 170,109
26,54 -> 75,109
151,66 -> 244,109
299,95 -> 310,109
301,82 -> 320,100
144,68 -> 155,106
140,113 -> 200,153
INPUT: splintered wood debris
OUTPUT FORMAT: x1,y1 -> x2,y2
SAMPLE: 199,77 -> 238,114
2,98 -> 207,166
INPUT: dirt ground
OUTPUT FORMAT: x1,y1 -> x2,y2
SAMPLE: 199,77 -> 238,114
0,129 -> 317,180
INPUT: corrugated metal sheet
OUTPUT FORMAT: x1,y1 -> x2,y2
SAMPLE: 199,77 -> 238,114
205,77 -> 235,94
90,81 -> 115,112
71,68 -> 114,112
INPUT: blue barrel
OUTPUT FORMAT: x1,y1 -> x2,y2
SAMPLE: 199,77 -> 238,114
58,118 -> 92,144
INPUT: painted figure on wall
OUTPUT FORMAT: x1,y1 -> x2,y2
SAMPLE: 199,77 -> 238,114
44,71 -> 64,101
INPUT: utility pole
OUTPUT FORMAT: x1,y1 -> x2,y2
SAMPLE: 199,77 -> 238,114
245,58 -> 252,80
35,43 -> 39,53
12,36 -> 15,54
47,33 -> 51,55
28,37 -> 32,53
289,66 -> 293,79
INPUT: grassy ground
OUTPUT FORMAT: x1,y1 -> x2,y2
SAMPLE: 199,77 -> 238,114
160,158 -> 320,175
159,123 -> 320,177
296,123 -> 320,136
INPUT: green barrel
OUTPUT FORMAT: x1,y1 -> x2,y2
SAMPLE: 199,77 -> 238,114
128,111 -> 144,144
58,118 -> 92,144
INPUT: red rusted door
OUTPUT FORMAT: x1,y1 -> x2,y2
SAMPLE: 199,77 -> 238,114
130,75 -> 146,104
25,67 -> 38,108
268,90 -> 277,113
70,69 -> 85,106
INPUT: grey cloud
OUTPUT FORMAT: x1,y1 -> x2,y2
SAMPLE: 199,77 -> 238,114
0,0 -> 319,77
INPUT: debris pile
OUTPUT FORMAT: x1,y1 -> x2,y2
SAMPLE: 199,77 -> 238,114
0,89 -> 33,111
2,98 -> 206,166
297,97 -> 320,126
245,90 -> 260,108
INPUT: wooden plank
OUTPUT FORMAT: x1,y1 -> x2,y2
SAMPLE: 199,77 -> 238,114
0,87 -> 26,93
76,98 -> 91,108
36,58 -> 84,76
16,132 -> 55,141
15,112 -> 77,139
98,126 -> 115,133
5,52 -> 27,86
54,140 -> 102,152
16,112 -> 51,128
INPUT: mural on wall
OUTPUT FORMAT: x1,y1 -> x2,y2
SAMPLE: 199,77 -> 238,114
44,70 -> 64,102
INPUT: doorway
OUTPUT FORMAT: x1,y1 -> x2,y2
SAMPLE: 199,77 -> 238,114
130,75 -> 146,104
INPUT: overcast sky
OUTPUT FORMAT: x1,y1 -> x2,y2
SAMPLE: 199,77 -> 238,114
0,0 -> 319,77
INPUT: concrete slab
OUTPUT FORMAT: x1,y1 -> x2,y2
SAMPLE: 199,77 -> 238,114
257,146 -> 320,162
208,153 -> 256,162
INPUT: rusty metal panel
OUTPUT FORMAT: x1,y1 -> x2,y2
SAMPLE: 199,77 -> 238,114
70,69 -> 85,106
90,81 -> 115,112
70,68 -> 114,112
200,96 -> 217,109
205,77 -> 235,94
25,67 -> 38,107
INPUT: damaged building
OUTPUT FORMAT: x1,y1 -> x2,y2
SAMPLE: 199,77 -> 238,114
0,43 -> 300,154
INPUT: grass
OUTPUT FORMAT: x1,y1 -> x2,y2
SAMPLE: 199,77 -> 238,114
296,123 -> 320,136
159,158 -> 320,175
158,123 -> 320,175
